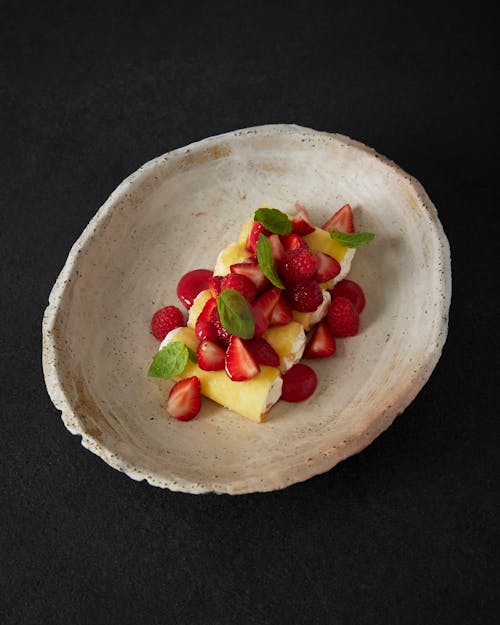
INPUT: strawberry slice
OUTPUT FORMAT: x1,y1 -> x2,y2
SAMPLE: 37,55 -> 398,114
251,287 -> 281,336
315,252 -> 341,282
303,320 -> 336,358
196,339 -> 226,371
247,221 -> 270,253
221,273 -> 257,303
230,261 -> 269,293
208,275 -> 223,298
269,294 -> 292,326
167,376 -> 201,421
291,204 -> 315,235
195,298 -> 219,342
267,234 -> 285,262
322,203 -> 355,233
280,233 -> 308,251
245,337 -> 280,367
225,336 -> 260,381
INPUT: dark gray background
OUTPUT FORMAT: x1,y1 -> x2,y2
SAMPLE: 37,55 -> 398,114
2,1 -> 498,624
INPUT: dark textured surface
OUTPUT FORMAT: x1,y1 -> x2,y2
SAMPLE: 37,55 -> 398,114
1,2 -> 498,624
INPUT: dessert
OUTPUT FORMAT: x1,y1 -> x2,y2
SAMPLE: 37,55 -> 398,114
148,202 -> 374,422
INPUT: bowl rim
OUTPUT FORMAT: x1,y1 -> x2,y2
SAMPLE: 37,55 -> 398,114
42,123 -> 452,494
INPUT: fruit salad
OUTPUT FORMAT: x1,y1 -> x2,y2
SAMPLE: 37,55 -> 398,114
148,202 -> 374,422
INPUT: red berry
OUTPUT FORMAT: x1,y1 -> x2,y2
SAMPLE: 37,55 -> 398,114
315,252 -> 341,282
176,269 -> 213,309
167,376 -> 201,421
280,233 -> 308,251
247,221 -> 269,253
195,298 -> 220,342
151,305 -> 185,340
327,296 -> 359,337
251,287 -> 282,336
269,294 -> 292,326
221,273 -> 257,303
245,337 -> 280,367
267,234 -> 285,262
230,262 -> 269,293
330,279 -> 366,314
208,275 -> 223,298
196,339 -> 226,371
225,336 -> 260,381
281,364 -> 318,402
322,204 -> 355,233
288,279 -> 323,312
303,320 -> 336,358
209,306 -> 231,345
278,248 -> 318,285
291,205 -> 315,235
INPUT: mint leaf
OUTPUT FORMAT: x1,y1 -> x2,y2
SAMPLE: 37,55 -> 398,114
256,233 -> 285,289
254,207 -> 292,235
148,341 -> 190,379
330,231 -> 375,247
217,289 -> 255,339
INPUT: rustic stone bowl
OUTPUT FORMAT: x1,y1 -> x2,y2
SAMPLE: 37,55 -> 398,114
42,124 -> 451,494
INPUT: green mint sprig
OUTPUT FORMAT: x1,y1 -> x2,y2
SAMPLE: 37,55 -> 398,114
217,289 -> 255,339
330,231 -> 375,247
256,233 -> 285,289
253,207 -> 292,235
148,341 -> 196,379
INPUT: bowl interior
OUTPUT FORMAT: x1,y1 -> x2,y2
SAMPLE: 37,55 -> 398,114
43,125 -> 450,493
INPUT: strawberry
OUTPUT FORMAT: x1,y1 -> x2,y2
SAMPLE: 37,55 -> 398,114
327,296 -> 359,337
225,336 -> 260,381
245,337 -> 280,367
280,233 -> 308,251
288,279 -> 323,312
166,376 -> 201,421
251,287 -> 281,336
303,320 -> 336,358
322,203 -> 355,233
315,252 -> 341,282
196,339 -> 226,371
209,305 -> 231,345
221,273 -> 257,303
247,221 -> 269,253
230,262 -> 269,293
208,275 -> 223,298
151,305 -> 185,340
291,204 -> 315,235
269,294 -> 292,326
278,248 -> 318,285
267,234 -> 285,262
330,279 -> 366,314
195,298 -> 220,342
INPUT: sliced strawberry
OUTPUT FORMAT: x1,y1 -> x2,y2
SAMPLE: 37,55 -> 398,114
209,305 -> 231,345
166,376 -> 201,421
293,200 -> 310,219
247,221 -> 270,253
330,279 -> 366,314
195,298 -> 220,342
303,320 -> 336,358
208,275 -> 223,298
251,287 -> 281,336
280,233 -> 308,251
322,203 -> 355,233
269,294 -> 292,326
291,206 -> 315,235
196,339 -> 226,371
315,252 -> 341,282
327,296 -> 359,337
225,336 -> 260,381
230,261 -> 269,293
221,273 -> 257,303
267,234 -> 285,262
245,336 -> 280,367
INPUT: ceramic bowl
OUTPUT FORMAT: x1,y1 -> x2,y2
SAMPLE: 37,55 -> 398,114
42,124 -> 451,494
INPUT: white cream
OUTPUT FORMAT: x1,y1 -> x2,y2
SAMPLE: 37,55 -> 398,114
265,376 -> 284,412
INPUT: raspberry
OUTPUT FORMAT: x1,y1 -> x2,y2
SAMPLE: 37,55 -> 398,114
151,305 -> 185,340
288,279 -> 323,312
278,248 -> 318,285
327,296 -> 359,337
221,273 -> 257,303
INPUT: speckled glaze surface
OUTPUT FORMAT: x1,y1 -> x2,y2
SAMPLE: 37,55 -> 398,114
42,124 -> 451,494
